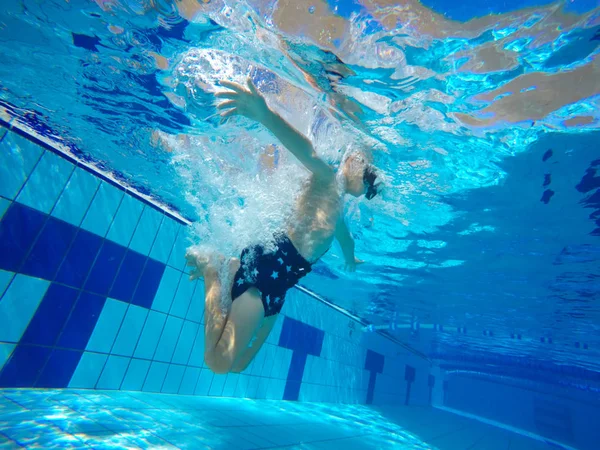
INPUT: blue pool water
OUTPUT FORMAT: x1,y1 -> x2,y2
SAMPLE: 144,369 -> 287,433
0,0 -> 599,448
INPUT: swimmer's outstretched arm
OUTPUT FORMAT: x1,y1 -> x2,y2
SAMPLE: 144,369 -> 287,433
335,217 -> 364,272
216,78 -> 334,181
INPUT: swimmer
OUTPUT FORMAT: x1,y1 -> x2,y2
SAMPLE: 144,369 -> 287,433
185,77 -> 382,374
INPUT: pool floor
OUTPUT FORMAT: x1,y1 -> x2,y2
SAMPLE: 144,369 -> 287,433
0,389 -> 556,449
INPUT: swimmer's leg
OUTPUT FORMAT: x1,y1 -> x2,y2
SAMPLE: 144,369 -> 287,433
185,249 -> 266,374
230,315 -> 278,373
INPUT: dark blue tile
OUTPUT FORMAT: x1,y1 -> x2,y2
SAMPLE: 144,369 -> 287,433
55,229 -> 103,288
405,365 -> 416,382
279,317 -> 324,356
21,217 -> 78,280
109,250 -> 146,302
21,284 -> 79,346
365,350 -> 384,373
283,380 -> 302,402
84,240 -> 126,296
366,371 -> 377,404
0,345 -> 52,388
0,202 -> 47,272
286,351 -> 307,382
58,292 -> 106,350
131,257 -> 165,308
36,348 -> 83,388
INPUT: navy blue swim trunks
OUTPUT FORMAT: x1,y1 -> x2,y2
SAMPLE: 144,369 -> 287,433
231,234 -> 312,316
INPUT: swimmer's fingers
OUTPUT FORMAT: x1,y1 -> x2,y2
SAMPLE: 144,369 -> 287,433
215,91 -> 239,99
216,100 -> 236,110
189,269 -> 202,281
219,107 -> 239,124
219,80 -> 245,92
246,77 -> 258,95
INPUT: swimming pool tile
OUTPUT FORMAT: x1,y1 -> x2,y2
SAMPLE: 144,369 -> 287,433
84,240 -> 127,296
86,298 -> 128,354
186,280 -> 204,323
0,344 -> 52,387
131,257 -> 165,309
81,181 -> 124,238
112,304 -> 148,357
187,325 -> 205,367
36,348 -> 82,388
109,249 -> 146,302
21,216 -> 78,280
0,343 -> 15,372
0,269 -> 14,299
194,368 -> 214,396
106,193 -> 143,247
208,373 -> 227,396
169,273 -> 194,318
167,225 -> 189,271
250,346 -> 268,377
255,377 -> 270,399
97,355 -> 129,389
69,352 -> 108,388
0,131 -> 43,200
233,374 -> 250,398
58,291 -> 106,350
151,266 -> 181,313
0,273 -> 49,343
20,283 -> 79,346
260,345 -> 276,378
179,367 -> 201,394
222,373 -> 239,397
51,167 -> 100,227
142,361 -> 169,392
0,197 -> 10,220
55,229 -> 103,289
133,310 -> 167,359
129,206 -> 163,256
121,358 -> 151,391
0,202 -> 47,272
245,375 -> 260,398
171,320 -> 199,365
161,364 -> 186,394
154,315 -> 184,363
149,216 -> 179,263
16,150 -> 74,214
265,379 -> 286,400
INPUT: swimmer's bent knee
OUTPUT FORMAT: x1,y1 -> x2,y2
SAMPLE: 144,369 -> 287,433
204,350 -> 233,374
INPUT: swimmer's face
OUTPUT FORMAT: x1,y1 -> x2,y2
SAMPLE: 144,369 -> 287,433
343,154 -> 380,199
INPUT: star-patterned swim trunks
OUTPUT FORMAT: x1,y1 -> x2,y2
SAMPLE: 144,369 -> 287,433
231,233 -> 312,316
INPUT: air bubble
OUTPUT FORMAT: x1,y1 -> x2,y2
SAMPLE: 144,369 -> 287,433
308,6 -> 315,14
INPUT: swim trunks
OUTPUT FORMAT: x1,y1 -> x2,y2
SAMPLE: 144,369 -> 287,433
231,234 -> 312,316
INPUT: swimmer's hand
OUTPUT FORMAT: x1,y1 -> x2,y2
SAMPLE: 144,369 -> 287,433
344,257 -> 365,273
216,78 -> 268,124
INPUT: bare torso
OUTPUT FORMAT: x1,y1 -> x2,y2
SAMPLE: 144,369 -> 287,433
287,174 -> 342,263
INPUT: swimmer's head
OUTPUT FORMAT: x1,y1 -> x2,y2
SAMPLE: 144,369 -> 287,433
341,152 -> 382,200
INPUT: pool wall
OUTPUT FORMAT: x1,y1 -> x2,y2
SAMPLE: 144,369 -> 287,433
0,120 -> 436,405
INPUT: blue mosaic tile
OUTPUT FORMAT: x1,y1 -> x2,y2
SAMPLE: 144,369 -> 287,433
84,240 -> 126,296
86,298 -> 128,353
186,281 -> 204,323
81,181 -> 123,238
0,131 -> 43,200
365,350 -> 384,373
36,348 -> 82,388
106,193 -> 143,247
129,206 -> 163,256
133,310 -> 167,359
112,305 -> 148,357
0,202 -> 47,272
171,320 -> 199,365
161,364 -> 185,393
52,167 -> 100,227
109,250 -> 146,302
149,216 -> 179,263
0,196 -> 10,220
121,358 -> 151,391
178,367 -> 201,394
0,345 -> 51,387
169,274 -> 194,318
20,283 -> 79,346
97,355 -> 129,389
0,269 -> 14,298
57,291 -> 106,350
0,274 -> 50,343
153,315 -> 184,363
151,266 -> 181,313
167,225 -> 189,271
142,361 -> 169,392
68,352 -> 108,388
195,369 -> 214,396
131,257 -> 165,309
279,317 -> 324,356
21,216 -> 78,280
16,150 -> 74,214
55,229 -> 103,288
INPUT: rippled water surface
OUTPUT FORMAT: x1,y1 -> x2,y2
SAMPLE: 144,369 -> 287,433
1,0 -> 599,376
